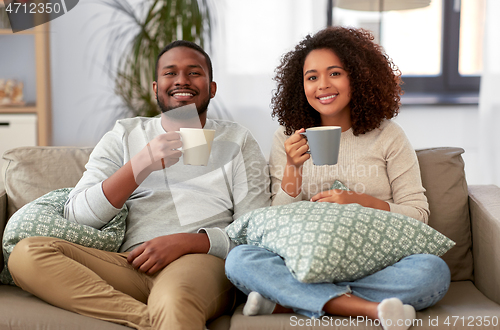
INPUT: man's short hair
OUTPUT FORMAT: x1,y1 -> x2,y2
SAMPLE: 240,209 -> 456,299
155,40 -> 213,82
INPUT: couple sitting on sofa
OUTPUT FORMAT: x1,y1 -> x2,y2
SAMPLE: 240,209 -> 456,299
7,27 -> 451,330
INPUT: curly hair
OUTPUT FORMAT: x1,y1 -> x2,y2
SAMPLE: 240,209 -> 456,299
271,26 -> 403,136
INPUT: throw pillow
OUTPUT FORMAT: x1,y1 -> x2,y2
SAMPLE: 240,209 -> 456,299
1,188 -> 127,285
226,201 -> 455,283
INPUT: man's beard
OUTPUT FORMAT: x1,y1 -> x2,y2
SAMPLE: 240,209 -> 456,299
156,89 -> 211,118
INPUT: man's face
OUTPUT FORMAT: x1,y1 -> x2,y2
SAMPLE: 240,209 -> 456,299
153,46 -> 216,115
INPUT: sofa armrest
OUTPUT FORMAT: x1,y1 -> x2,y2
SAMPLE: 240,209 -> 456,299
0,183 -> 6,275
469,184 -> 500,305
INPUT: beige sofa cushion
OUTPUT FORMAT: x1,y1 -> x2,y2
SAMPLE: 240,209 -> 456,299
416,147 -> 473,281
0,286 -> 130,330
2,146 -> 93,219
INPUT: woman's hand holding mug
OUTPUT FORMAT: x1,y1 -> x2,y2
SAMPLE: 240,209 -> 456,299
284,128 -> 310,168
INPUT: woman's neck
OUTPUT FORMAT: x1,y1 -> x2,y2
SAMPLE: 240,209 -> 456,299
320,111 -> 352,132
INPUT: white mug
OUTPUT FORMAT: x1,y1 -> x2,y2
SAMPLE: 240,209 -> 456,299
176,128 -> 216,166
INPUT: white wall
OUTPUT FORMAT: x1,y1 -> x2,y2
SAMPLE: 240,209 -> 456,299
48,1 -> 488,185
49,2 -> 128,147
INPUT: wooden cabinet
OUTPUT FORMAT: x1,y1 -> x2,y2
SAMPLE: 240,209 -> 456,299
0,113 -> 37,173
0,23 -> 51,146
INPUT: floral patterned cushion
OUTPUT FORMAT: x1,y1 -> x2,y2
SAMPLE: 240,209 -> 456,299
1,188 -> 127,285
226,201 -> 455,283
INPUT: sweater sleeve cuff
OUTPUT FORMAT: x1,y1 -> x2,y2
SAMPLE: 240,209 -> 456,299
197,227 -> 233,259
85,183 -> 123,228
272,187 -> 303,206
388,202 -> 428,224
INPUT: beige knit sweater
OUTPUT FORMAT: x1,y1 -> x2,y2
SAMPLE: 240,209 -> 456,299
269,120 -> 430,223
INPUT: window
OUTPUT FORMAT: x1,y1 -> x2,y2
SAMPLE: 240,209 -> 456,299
328,0 -> 486,104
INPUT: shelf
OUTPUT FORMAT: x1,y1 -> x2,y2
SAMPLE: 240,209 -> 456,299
0,21 -> 51,146
0,104 -> 36,113
0,28 -> 35,35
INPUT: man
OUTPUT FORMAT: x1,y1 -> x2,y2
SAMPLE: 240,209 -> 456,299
8,41 -> 271,330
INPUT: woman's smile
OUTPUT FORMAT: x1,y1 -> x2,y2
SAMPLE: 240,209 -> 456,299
317,93 -> 337,104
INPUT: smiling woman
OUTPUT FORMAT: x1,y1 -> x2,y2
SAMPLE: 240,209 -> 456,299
225,26 -> 450,330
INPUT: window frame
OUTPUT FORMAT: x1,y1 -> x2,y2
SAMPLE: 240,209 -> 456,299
327,0 -> 481,104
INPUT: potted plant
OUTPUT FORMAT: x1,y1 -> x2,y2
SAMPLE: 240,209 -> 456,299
0,0 -> 11,29
98,0 -> 216,118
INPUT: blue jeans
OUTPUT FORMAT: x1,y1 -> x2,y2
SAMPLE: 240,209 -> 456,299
225,245 -> 451,318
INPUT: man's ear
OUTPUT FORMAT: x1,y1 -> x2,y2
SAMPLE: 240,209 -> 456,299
152,81 -> 158,99
210,81 -> 217,98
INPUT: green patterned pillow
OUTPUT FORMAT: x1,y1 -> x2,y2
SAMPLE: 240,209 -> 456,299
226,201 -> 455,283
1,188 -> 127,285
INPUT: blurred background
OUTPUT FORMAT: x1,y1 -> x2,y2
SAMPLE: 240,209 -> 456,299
0,0 -> 498,186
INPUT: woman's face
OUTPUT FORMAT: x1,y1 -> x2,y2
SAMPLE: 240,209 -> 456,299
303,48 -> 351,127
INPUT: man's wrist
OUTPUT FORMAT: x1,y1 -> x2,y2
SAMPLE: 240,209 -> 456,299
185,233 -> 210,254
131,148 -> 154,184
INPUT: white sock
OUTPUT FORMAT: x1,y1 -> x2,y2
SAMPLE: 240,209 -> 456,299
377,298 -> 416,330
242,292 -> 276,316
403,304 -> 416,322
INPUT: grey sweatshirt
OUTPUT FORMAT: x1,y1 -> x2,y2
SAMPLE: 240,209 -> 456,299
64,117 -> 271,258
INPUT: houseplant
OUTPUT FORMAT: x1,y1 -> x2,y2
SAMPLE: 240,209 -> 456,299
0,0 -> 11,29
98,0 -> 216,118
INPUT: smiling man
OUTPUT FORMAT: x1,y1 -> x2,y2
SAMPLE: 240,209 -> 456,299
154,42 -> 215,116
8,41 -> 271,330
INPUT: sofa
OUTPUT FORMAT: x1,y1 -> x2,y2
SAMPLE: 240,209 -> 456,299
1,145 -> 500,330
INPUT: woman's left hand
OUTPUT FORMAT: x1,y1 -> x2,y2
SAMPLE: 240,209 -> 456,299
310,189 -> 361,204
310,189 -> 390,211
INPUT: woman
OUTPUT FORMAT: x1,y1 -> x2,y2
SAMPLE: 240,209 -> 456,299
225,27 -> 450,330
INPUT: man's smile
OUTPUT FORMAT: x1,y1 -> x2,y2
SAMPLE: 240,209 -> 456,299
169,89 -> 197,101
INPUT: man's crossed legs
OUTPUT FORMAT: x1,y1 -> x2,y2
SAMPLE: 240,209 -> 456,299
8,236 -> 234,330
